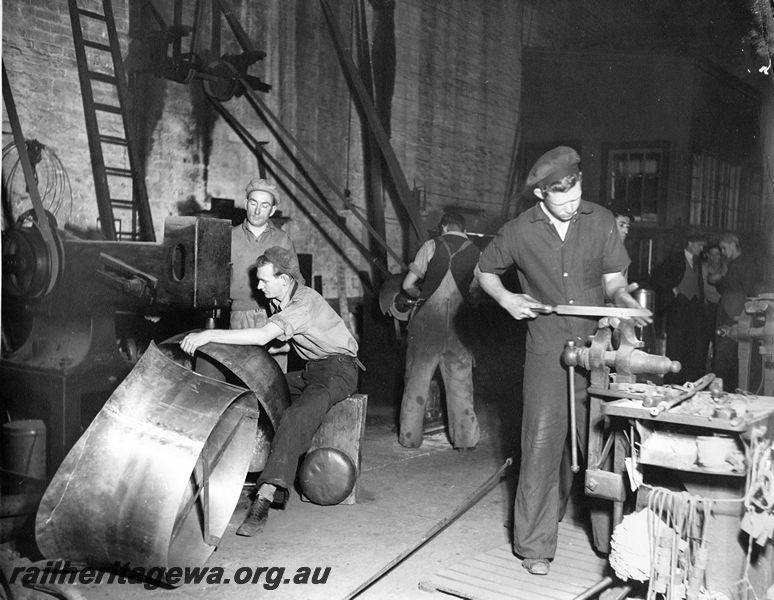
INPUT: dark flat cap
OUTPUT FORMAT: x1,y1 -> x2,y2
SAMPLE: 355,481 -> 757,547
262,246 -> 303,282
245,178 -> 280,204
525,146 -> 581,189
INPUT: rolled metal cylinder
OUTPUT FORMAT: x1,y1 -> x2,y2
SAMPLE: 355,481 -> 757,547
35,341 -> 284,570
159,335 -> 290,472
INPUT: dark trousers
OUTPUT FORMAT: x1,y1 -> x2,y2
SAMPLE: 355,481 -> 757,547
664,298 -> 714,384
714,335 -> 739,391
258,355 -> 359,492
513,350 -> 590,560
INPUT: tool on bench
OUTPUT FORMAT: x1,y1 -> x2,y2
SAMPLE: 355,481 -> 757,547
535,304 -> 652,319
647,373 -> 716,416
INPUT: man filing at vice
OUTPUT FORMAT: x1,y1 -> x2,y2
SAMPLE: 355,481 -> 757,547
476,146 -> 650,576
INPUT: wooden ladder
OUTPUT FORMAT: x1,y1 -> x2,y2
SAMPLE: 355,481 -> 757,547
67,0 -> 155,241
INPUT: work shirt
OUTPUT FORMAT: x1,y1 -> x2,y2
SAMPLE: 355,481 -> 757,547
230,220 -> 296,312
268,284 -> 359,361
478,200 -> 629,354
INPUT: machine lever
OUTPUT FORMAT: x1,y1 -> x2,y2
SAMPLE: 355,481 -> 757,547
567,341 -> 580,473
95,252 -> 158,302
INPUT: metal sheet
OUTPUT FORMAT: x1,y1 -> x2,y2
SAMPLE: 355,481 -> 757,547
160,334 -> 290,430
546,304 -> 652,319
35,342 -> 259,570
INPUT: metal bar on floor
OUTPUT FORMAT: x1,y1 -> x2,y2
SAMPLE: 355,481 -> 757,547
344,457 -> 513,600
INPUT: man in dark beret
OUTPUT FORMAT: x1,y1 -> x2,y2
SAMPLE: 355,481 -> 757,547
476,146 -> 649,575
181,247 -> 362,537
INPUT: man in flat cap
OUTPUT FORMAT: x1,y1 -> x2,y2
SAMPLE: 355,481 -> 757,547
475,146 -> 649,575
231,178 -> 299,370
181,246 -> 362,536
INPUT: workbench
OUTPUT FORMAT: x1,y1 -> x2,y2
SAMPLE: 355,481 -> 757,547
596,389 -> 774,476
591,387 -> 774,594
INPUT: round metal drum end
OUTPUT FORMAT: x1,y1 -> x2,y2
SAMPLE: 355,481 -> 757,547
299,448 -> 356,506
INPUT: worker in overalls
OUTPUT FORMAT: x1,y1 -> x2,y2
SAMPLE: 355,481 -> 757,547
397,212 -> 481,451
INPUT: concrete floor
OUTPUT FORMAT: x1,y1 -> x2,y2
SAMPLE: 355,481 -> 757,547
2,398 -> 535,600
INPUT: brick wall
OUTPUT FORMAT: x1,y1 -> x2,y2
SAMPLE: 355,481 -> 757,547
2,0 -> 523,299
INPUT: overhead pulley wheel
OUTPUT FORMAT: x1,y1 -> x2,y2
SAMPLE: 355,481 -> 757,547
2,210 -> 63,298
202,59 -> 241,101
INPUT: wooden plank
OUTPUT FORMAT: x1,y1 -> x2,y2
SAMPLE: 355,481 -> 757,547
448,561 -> 593,595
440,574 -> 569,600
476,547 -> 602,575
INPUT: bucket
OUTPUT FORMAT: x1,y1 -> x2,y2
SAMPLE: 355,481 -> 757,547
632,286 -> 655,313
2,420 -> 47,485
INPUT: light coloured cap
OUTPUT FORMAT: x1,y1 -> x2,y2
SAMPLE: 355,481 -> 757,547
245,178 -> 279,204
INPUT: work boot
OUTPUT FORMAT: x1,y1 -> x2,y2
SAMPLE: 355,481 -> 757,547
236,496 -> 271,537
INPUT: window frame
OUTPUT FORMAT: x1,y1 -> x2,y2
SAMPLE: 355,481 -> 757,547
601,141 -> 670,224
689,150 -> 763,232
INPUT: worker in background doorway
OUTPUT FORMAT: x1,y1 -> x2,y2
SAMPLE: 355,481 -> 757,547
230,178 -> 299,371
713,232 -> 763,390
652,232 -> 710,384
612,206 -> 633,242
701,242 -> 726,369
181,247 -> 361,536
397,212 -> 481,452
475,146 -> 648,576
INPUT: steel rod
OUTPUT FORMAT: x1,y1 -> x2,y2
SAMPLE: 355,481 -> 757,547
571,575 -> 616,600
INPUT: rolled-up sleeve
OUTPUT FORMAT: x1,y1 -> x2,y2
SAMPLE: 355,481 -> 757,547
268,302 -> 310,341
478,222 -> 519,275
408,239 -> 436,278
